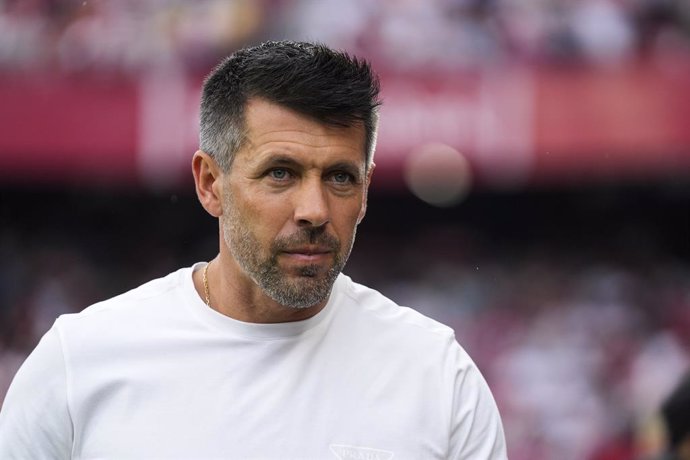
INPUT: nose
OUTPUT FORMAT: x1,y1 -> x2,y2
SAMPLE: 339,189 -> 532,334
293,177 -> 330,228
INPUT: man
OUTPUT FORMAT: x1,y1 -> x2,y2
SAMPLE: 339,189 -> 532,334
0,41 -> 506,459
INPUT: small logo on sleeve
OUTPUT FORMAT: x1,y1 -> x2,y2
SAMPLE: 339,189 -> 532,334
329,444 -> 394,460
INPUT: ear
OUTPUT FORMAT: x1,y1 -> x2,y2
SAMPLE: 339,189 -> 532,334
358,163 -> 376,224
192,150 -> 224,217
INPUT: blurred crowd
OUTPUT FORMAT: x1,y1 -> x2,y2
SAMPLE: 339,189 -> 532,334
368,243 -> 690,459
1,0 -> 690,75
1,187 -> 689,460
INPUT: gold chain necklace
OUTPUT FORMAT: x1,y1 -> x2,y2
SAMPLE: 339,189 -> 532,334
202,262 -> 211,308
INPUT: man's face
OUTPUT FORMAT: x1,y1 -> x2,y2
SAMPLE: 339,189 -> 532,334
220,98 -> 371,309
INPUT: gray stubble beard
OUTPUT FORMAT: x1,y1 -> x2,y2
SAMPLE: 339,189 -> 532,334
221,193 -> 356,310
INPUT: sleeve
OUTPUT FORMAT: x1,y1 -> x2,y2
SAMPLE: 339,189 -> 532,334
0,324 -> 73,459
447,339 -> 507,460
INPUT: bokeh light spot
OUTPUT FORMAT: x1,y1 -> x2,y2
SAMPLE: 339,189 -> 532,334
403,143 -> 472,207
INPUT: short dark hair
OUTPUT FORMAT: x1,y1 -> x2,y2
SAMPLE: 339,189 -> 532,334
199,41 -> 381,171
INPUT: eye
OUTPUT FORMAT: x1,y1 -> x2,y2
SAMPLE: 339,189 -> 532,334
268,168 -> 291,181
330,171 -> 354,184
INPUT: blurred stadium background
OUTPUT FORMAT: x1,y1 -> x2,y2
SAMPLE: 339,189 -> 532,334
1,0 -> 689,458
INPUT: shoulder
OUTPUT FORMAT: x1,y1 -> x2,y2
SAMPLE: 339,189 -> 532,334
335,274 -> 460,351
0,326 -> 73,457
338,274 -> 455,333
335,275 -> 507,457
54,266 -> 192,337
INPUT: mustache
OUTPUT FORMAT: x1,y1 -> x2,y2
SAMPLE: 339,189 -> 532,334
272,227 -> 340,252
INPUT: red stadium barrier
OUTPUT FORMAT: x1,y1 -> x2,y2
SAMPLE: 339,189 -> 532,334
1,62 -> 689,188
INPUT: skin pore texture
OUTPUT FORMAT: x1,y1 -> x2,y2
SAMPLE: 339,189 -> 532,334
192,98 -> 374,323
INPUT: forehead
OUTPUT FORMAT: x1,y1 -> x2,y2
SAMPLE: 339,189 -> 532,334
238,98 -> 367,166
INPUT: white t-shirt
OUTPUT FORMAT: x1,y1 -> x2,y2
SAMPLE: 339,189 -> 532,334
0,264 -> 506,459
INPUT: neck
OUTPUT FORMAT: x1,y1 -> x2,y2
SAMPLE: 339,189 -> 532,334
194,254 -> 328,324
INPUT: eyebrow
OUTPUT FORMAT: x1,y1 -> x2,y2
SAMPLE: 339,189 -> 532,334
257,155 -> 301,169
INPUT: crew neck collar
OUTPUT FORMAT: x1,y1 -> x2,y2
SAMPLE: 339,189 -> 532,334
182,262 -> 340,340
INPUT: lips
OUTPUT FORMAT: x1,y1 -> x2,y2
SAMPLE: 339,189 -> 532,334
273,231 -> 340,263
283,246 -> 332,255
280,246 -> 334,263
